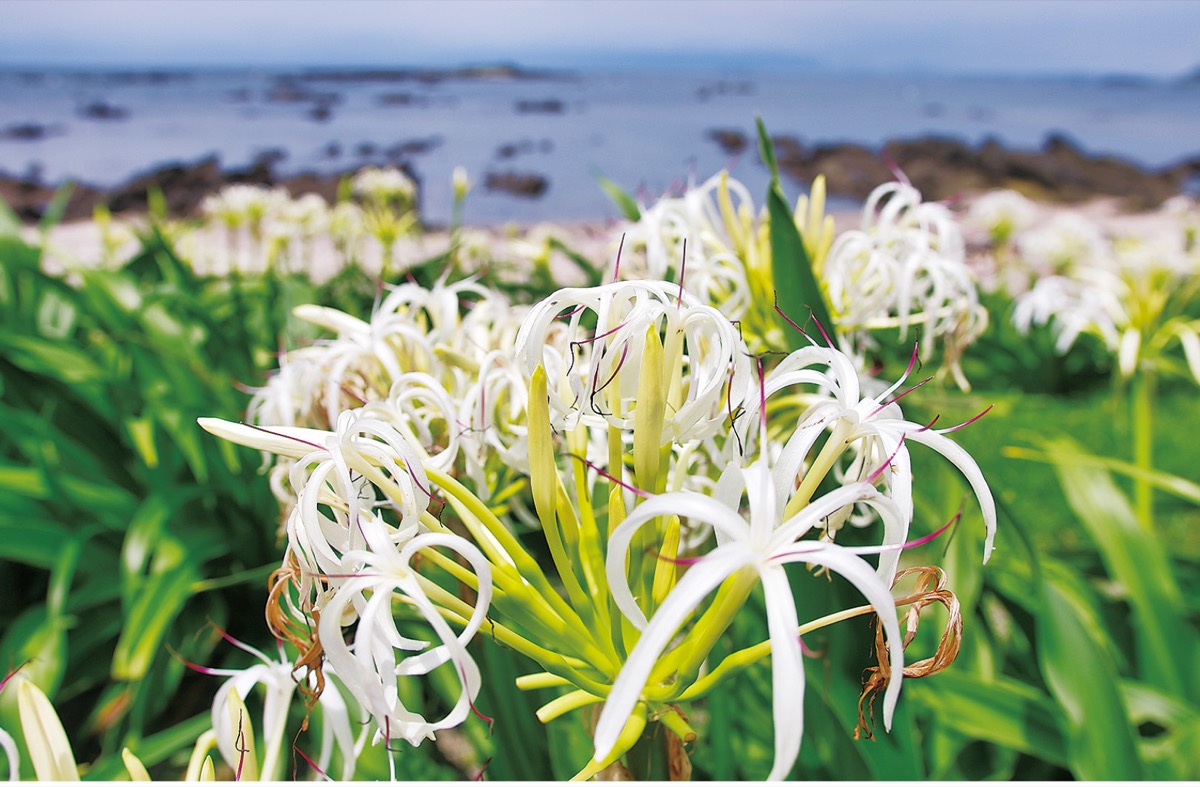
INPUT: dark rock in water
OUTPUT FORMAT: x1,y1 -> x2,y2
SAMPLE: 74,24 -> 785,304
78,101 -> 130,121
356,142 -> 378,157
0,122 -> 62,141
485,171 -> 549,198
495,138 -> 554,160
323,141 -> 343,159
308,103 -> 334,122
697,80 -> 754,101
0,154 -> 424,224
386,136 -> 442,160
106,156 -> 227,216
515,99 -> 564,114
707,128 -> 748,155
768,132 -> 1186,209
377,92 -> 429,107
287,63 -> 564,84
251,148 -> 288,169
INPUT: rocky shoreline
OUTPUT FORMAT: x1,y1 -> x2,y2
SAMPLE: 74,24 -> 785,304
3,132 -> 1198,225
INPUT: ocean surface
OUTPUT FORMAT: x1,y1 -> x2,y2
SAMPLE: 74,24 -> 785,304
2,66 -> 1198,225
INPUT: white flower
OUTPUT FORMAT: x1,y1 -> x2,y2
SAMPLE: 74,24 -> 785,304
0,726 -> 20,781
316,532 -> 492,747
352,166 -> 417,207
966,188 -> 1037,244
206,635 -> 357,781
824,182 -> 986,383
748,343 -> 998,580
514,279 -> 751,441
596,458 -> 905,781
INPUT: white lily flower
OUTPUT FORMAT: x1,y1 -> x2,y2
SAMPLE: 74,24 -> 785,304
824,182 -> 986,384
205,635 -> 357,781
749,343 -> 998,577
316,532 -> 493,748
15,677 -> 79,781
514,279 -> 751,441
596,460 -> 906,781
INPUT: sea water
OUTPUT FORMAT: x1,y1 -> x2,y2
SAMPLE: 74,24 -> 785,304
1,66 -> 1197,225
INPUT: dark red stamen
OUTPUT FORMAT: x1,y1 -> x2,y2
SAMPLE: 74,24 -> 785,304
568,453 -> 652,499
677,238 -> 687,308
473,756 -> 494,782
870,375 -> 934,418
938,404 -> 994,434
593,343 -> 630,398
811,314 -> 833,348
612,233 -> 626,282
798,635 -> 822,658
866,435 -> 906,486
649,548 -> 702,567
773,294 -> 814,344
234,714 -> 249,781
292,745 -> 330,781
340,384 -> 368,406
899,511 -> 961,550
0,661 -> 29,693
881,150 -> 911,187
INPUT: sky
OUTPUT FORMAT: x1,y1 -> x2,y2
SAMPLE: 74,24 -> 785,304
2,0 -> 1199,78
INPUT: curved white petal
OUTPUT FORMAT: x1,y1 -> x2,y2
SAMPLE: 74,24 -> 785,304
760,567 -> 804,781
769,544 -> 905,729
606,491 -> 751,629
594,543 -> 755,761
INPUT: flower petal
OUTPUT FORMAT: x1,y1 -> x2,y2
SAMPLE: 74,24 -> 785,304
594,543 -> 754,762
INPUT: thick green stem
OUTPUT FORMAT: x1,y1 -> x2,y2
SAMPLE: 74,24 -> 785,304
1130,370 -> 1156,531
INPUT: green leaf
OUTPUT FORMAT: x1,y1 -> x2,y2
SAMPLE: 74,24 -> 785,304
82,712 -> 212,780
1034,437 -> 1194,699
0,195 -> 22,237
0,520 -> 71,568
756,117 -> 836,350
111,564 -> 198,681
911,672 -> 1068,767
595,173 -> 641,221
0,331 -> 107,384
1038,560 -> 1143,779
38,183 -> 75,233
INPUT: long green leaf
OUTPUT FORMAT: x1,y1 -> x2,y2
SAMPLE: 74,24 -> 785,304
1038,560 -> 1143,779
911,672 -> 1067,767
756,117 -> 836,350
595,173 -> 641,221
111,565 -> 198,681
1036,437 -> 1193,699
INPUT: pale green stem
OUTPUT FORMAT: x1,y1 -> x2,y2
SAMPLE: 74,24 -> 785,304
514,672 -> 573,690
428,586 -> 613,696
785,420 -> 853,519
677,589 -> 931,701
648,568 -> 759,689
536,689 -> 604,723
1131,369 -> 1156,531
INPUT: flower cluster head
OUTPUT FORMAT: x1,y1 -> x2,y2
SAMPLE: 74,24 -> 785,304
996,199 -> 1200,383
200,170 -> 998,779
824,181 -> 988,389
352,166 -> 417,211
615,172 -> 987,389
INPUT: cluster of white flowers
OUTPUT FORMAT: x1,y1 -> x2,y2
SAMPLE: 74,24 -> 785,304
616,173 -> 988,388
974,194 -> 1200,382
352,166 -> 417,209
204,260 -> 996,780
180,167 -> 426,281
